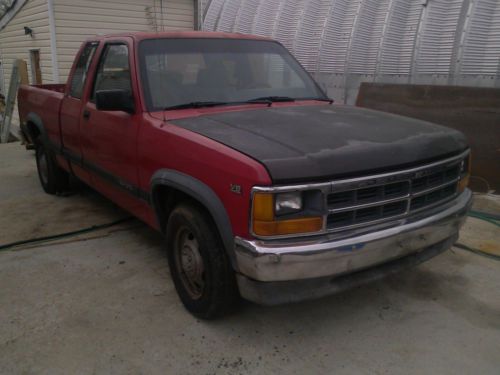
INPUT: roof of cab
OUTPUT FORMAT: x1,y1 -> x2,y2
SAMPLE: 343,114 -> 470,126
85,31 -> 274,43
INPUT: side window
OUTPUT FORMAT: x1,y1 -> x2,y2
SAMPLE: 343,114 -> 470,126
69,42 -> 98,99
91,44 -> 131,101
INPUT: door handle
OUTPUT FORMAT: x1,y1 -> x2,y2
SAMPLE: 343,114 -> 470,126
83,109 -> 91,119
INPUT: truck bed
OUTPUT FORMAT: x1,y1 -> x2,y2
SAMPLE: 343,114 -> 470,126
32,84 -> 66,93
17,83 -> 65,147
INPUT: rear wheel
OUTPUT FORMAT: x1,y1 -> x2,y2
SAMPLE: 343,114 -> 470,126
35,141 -> 68,194
166,203 -> 238,319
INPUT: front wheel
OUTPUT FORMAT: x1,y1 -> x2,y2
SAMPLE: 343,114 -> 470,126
166,203 -> 238,319
35,141 -> 68,194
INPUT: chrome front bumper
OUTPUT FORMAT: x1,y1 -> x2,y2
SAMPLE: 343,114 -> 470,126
235,190 -> 472,284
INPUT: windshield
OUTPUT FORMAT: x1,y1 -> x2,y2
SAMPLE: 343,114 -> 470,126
138,38 -> 326,111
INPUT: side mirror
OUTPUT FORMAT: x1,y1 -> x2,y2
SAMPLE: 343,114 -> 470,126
95,89 -> 135,114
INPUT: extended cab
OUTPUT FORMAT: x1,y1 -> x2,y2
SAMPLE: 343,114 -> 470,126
18,32 -> 472,318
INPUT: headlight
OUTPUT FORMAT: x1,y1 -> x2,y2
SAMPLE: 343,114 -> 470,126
275,192 -> 303,216
251,191 -> 323,237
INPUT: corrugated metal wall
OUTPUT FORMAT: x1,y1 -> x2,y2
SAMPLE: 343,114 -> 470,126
202,0 -> 500,104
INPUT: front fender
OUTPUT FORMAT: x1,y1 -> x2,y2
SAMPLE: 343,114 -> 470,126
150,169 -> 237,268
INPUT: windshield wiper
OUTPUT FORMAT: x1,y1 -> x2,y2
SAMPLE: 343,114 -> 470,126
247,96 -> 296,103
164,101 -> 226,110
246,96 -> 335,105
164,99 -> 272,111
309,97 -> 334,104
163,96 -> 334,111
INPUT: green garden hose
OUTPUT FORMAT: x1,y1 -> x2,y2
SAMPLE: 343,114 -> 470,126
0,217 -> 134,252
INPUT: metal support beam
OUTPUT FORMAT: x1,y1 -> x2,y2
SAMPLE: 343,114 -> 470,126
374,0 -> 395,81
409,1 -> 428,83
213,0 -> 227,31
315,0 -> 336,75
271,0 -> 287,39
343,0 -> 364,103
449,0 -> 474,85
291,0 -> 309,56
47,0 -> 60,83
0,60 -> 22,143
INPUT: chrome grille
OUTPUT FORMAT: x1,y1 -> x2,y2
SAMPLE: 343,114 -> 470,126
326,157 -> 465,231
327,181 -> 410,208
251,150 -> 469,240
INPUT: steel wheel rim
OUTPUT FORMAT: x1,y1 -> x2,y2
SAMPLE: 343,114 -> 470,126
38,149 -> 49,186
174,226 -> 205,299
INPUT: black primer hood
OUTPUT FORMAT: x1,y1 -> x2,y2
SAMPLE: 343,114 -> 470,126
170,105 -> 468,183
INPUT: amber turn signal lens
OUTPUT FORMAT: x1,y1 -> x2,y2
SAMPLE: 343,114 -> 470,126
458,153 -> 471,193
252,192 -> 323,236
253,217 -> 323,236
252,193 -> 274,221
458,174 -> 470,193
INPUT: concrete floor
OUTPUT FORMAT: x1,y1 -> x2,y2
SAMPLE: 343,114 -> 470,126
1,142 -> 499,375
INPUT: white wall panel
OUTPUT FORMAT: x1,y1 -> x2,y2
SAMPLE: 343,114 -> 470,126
461,0 -> 500,75
0,0 -> 52,87
253,0 -> 283,38
54,0 -> 194,80
317,0 -> 362,74
347,0 -> 389,75
293,0 -> 332,71
216,0 -> 241,31
274,0 -> 306,52
203,0 -> 226,31
415,0 -> 463,75
377,0 -> 421,76
0,0 -> 52,131
234,0 -> 259,34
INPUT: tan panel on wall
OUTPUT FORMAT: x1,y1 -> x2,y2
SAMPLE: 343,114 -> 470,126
0,0 -> 194,131
53,0 -> 195,81
0,0 -> 52,131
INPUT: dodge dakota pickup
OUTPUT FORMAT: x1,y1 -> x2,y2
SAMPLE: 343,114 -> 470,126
18,31 -> 471,319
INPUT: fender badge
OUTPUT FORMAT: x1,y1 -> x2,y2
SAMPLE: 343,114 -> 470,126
230,184 -> 242,194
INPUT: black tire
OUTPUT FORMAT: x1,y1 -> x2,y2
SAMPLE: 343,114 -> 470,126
35,141 -> 68,194
166,203 -> 239,319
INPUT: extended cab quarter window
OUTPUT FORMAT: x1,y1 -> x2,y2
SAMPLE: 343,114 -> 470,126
92,44 -> 131,100
69,42 -> 98,98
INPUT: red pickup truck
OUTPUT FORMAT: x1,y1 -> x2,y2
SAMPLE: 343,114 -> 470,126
18,31 -> 471,319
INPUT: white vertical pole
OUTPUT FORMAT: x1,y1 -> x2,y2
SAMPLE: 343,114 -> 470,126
47,0 -> 60,84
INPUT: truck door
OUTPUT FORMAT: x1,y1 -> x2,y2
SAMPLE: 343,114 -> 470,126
60,42 -> 99,184
80,39 -> 145,215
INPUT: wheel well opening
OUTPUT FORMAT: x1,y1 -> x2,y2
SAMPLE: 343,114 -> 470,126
153,185 -> 210,233
26,122 -> 41,143
152,183 -> 237,269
